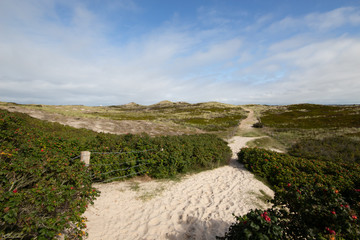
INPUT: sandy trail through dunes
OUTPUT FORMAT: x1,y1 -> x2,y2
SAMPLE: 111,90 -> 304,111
84,109 -> 274,240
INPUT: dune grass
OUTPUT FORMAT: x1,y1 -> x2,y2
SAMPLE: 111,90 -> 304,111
246,136 -> 286,152
0,101 -> 247,135
258,103 -> 360,148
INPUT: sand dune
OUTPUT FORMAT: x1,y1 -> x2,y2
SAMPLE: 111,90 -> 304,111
84,135 -> 274,240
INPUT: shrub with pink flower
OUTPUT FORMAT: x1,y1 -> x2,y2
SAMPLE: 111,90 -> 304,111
261,211 -> 271,222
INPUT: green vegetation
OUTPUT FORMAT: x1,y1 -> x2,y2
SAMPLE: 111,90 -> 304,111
220,148 -> 360,239
258,104 -> 360,148
252,122 -> 263,128
175,114 -> 244,131
87,102 -> 246,132
238,148 -> 360,192
246,137 -> 286,152
136,184 -> 166,202
222,104 -> 360,239
0,101 -> 246,134
237,128 -> 265,137
0,109 -> 231,239
289,137 -> 360,164
0,110 -> 98,239
88,133 -> 232,181
261,104 -> 360,129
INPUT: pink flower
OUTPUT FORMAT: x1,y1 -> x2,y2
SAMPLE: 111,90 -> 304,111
287,183 -> 291,187
264,216 -> 271,222
13,189 -> 18,193
325,227 -> 336,235
261,211 -> 271,222
352,215 -> 357,220
331,211 -> 336,215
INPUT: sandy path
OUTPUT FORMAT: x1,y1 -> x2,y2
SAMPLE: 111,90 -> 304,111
83,109 -> 274,240
239,108 -> 257,130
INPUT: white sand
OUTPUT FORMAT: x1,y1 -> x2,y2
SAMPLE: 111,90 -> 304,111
83,108 -> 275,239
84,135 -> 274,240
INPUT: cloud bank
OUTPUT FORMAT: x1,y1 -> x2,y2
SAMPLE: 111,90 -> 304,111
0,0 -> 359,105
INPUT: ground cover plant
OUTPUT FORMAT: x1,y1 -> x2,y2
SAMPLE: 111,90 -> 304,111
260,104 -> 360,129
289,137 -> 360,164
258,104 -> 360,148
87,133 -> 232,181
0,101 -> 246,134
94,101 -> 246,132
0,109 -> 231,239
220,147 -> 360,239
1,110 -> 101,239
103,101 -> 247,133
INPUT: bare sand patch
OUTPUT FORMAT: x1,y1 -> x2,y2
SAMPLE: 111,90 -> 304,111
0,105 -> 202,136
83,135 -> 274,240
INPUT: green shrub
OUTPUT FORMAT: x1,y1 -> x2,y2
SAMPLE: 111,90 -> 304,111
0,109 -> 232,239
288,137 -> 360,164
0,110 -> 100,239
252,122 -> 264,128
260,104 -> 360,129
221,148 -> 360,239
88,133 -> 232,181
222,184 -> 360,239
237,148 -> 360,193
273,183 -> 359,239
218,209 -> 283,239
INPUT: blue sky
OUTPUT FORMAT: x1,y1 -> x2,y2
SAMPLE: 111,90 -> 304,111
0,0 -> 359,105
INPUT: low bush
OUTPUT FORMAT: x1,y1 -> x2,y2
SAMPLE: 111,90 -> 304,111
237,148 -> 360,194
288,136 -> 360,164
218,209 -> 283,239
260,104 -> 360,129
221,184 -> 360,239
88,133 -> 232,181
0,109 -> 232,239
0,110 -> 100,239
175,115 -> 244,131
221,148 -> 360,239
252,122 -> 264,128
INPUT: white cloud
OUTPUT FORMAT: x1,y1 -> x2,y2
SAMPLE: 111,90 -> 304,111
305,7 -> 360,31
238,37 -> 360,104
0,2 -> 359,105
268,7 -> 360,33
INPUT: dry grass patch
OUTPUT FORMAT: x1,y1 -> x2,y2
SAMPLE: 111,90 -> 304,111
0,101 -> 247,136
